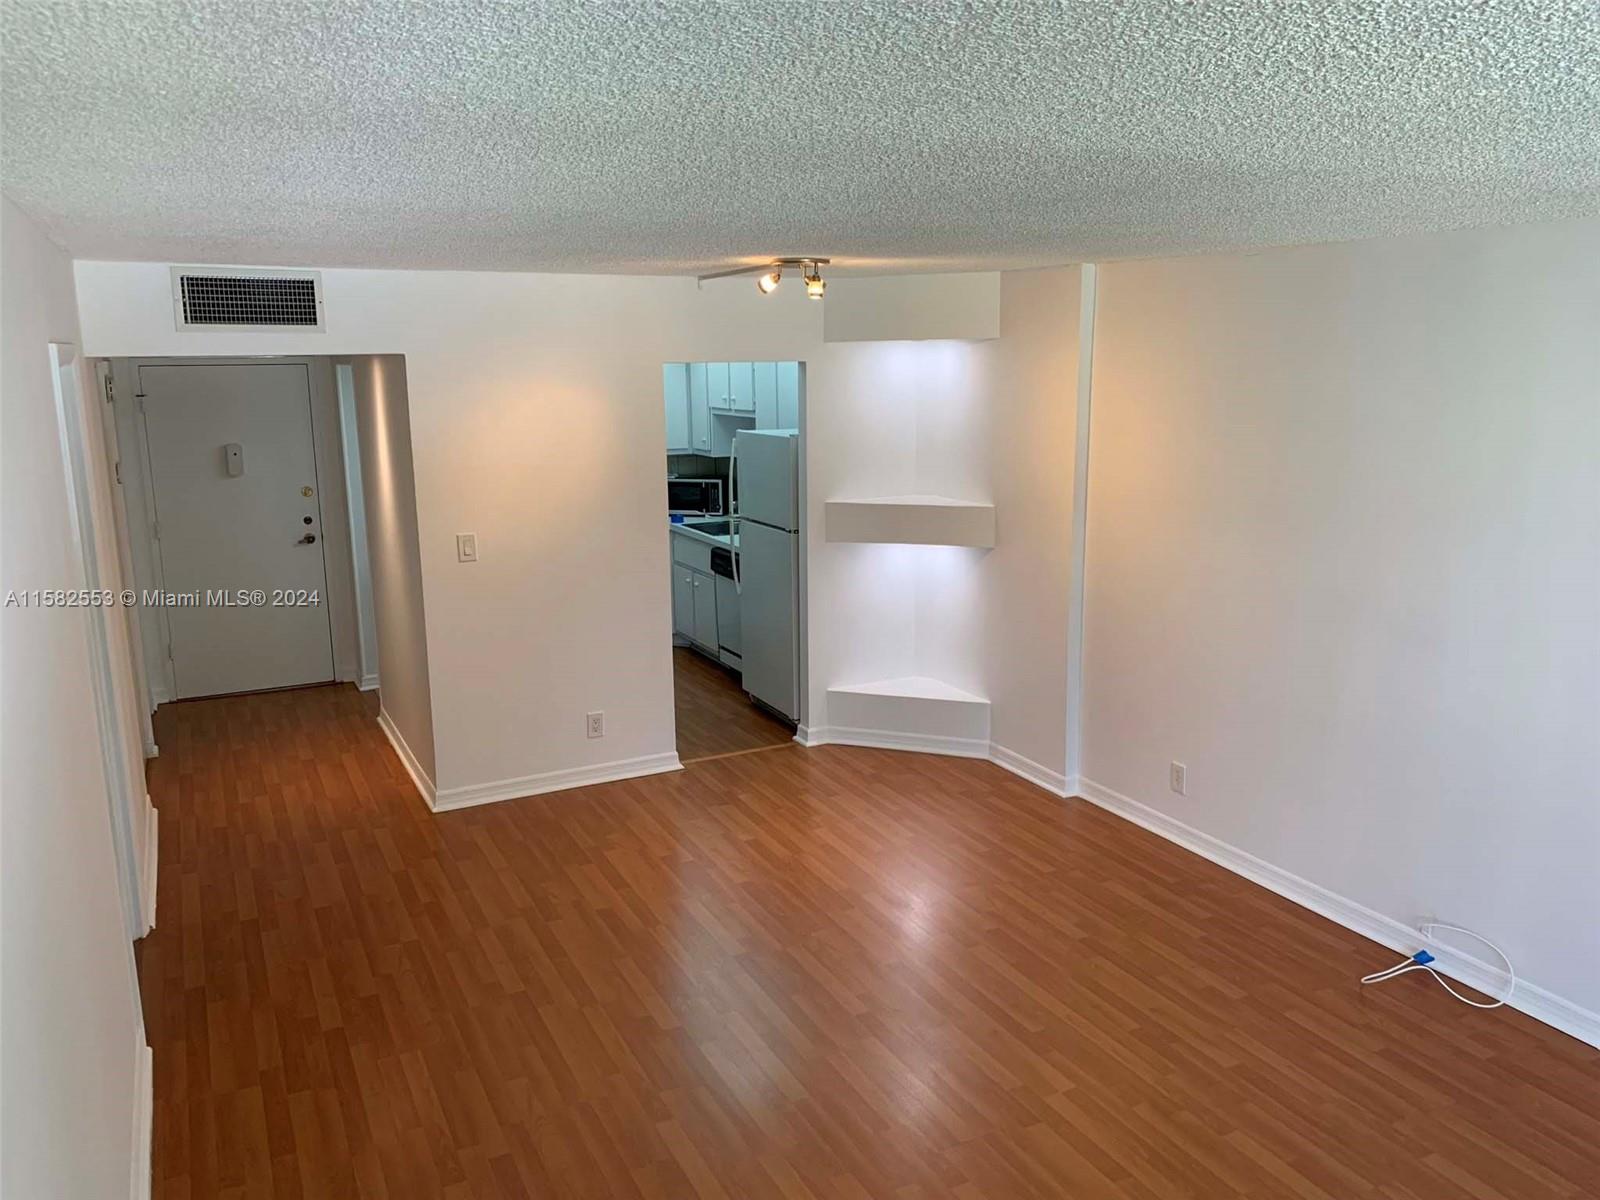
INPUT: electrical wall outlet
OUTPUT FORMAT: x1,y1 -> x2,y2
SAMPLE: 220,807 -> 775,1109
456,532 -> 478,562
1169,761 -> 1187,795
586,711 -> 604,739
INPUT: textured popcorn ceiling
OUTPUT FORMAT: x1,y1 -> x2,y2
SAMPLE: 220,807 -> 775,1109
2,1 -> 1597,274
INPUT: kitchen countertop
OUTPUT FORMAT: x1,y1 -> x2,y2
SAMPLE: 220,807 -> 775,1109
670,520 -> 738,549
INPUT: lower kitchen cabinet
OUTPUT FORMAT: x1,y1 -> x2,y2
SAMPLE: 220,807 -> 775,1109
672,565 -> 696,639
673,557 -> 721,653
692,570 -> 719,649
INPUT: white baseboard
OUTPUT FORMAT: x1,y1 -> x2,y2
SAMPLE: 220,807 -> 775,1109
377,707 -> 436,808
797,725 -> 991,758
433,752 -> 683,813
1076,777 -> 1600,1050
989,743 -> 1074,797
358,673 -> 379,692
779,734 -> 1599,1048
130,1039 -> 153,1200
139,795 -> 159,935
796,728 -> 1074,799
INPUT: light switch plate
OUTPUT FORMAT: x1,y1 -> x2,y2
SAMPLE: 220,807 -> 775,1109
456,533 -> 478,562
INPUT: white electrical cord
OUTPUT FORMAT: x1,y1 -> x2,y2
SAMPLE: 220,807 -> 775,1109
1360,922 -> 1514,1010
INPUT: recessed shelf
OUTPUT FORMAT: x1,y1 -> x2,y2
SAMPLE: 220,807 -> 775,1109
826,677 -> 991,747
825,495 -> 996,548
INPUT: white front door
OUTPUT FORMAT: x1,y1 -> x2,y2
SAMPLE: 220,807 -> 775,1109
139,363 -> 334,698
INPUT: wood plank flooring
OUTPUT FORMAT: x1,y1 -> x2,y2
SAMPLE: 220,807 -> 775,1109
672,646 -> 793,763
138,684 -> 1600,1198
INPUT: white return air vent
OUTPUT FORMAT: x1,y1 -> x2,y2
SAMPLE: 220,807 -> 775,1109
171,266 -> 324,332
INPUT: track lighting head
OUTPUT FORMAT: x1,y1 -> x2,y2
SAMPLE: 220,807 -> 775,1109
698,256 -> 830,299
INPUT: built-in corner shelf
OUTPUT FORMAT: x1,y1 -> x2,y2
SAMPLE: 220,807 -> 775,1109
825,495 -> 996,548
825,677 -> 991,750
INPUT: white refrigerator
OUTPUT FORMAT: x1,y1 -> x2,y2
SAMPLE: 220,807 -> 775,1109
732,428 -> 800,721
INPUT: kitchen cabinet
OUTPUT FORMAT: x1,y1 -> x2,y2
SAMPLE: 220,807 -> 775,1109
664,364 -> 690,453
672,565 -> 695,639
674,561 -> 720,652
671,531 -> 720,651
706,362 -> 731,412
678,361 -> 750,456
753,361 -> 778,428
777,361 -> 801,428
688,362 -> 711,451
692,571 -> 719,649
708,361 -> 756,415
726,361 -> 755,413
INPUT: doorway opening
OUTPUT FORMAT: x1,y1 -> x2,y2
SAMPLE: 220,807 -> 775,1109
663,361 -> 807,764
103,356 -> 433,791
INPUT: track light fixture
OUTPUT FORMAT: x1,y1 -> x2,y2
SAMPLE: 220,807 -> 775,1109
697,257 -> 830,299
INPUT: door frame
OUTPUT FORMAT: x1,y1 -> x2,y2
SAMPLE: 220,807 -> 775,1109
93,359 -> 160,757
111,356 -> 363,700
663,361 -> 810,744
48,342 -> 157,938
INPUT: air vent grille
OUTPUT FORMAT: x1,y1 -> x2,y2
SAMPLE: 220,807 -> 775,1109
174,270 -> 322,329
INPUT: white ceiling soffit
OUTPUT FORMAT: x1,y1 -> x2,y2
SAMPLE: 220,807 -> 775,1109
1,1 -> 1596,275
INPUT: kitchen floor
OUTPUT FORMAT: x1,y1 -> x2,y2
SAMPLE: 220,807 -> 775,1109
673,646 -> 793,762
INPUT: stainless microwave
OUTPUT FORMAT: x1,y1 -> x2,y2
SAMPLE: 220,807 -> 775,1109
667,477 -> 723,516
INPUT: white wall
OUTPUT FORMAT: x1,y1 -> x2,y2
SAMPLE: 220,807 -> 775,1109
2,197 -> 148,1199
951,268 -> 1080,774
349,354 -> 436,786
73,263 -> 1082,796
1084,220 -> 1600,1019
76,267 -> 1024,790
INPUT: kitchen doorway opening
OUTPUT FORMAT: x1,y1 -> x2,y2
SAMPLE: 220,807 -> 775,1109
662,361 -> 807,764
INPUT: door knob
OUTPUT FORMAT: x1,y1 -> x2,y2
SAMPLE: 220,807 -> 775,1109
298,533 -> 317,545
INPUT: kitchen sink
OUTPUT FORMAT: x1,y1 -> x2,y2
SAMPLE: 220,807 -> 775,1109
684,519 -> 732,536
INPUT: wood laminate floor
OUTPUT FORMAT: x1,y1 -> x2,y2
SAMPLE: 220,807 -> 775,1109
138,684 -> 1600,1199
672,646 -> 793,763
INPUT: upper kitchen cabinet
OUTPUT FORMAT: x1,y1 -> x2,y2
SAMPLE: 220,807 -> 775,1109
728,361 -> 755,413
675,360 -> 751,456
667,359 -> 799,453
709,361 -> 756,415
663,363 -> 690,453
706,362 -> 730,413
688,362 -> 711,451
